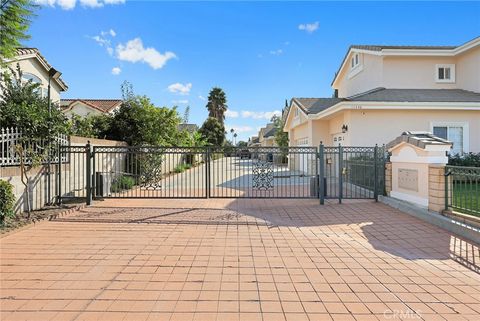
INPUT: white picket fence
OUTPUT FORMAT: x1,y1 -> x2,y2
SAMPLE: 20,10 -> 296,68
0,127 -> 69,166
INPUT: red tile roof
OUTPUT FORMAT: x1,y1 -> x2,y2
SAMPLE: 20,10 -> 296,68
14,48 -> 68,91
61,99 -> 122,113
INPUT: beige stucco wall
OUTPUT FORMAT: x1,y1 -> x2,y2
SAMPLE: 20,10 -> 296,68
289,121 -> 309,146
336,53 -> 383,97
4,58 -> 63,103
64,103 -> 104,118
391,161 -> 430,203
383,56 -> 458,90
347,109 -> 480,152
310,120 -> 329,147
457,46 -> 480,92
334,46 -> 480,97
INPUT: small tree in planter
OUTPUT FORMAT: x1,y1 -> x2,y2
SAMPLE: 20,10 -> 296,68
0,66 -> 68,215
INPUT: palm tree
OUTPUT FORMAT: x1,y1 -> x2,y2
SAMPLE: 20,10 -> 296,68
206,87 -> 227,124
233,133 -> 238,145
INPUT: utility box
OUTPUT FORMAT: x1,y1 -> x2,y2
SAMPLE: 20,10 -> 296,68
386,131 -> 452,208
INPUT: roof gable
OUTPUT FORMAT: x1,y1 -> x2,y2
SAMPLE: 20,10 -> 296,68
11,48 -> 68,91
332,36 -> 480,87
61,99 -> 122,114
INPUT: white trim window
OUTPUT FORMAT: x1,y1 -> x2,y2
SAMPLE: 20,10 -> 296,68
21,72 -> 47,97
351,53 -> 360,69
431,122 -> 468,155
435,64 -> 455,83
294,108 -> 300,117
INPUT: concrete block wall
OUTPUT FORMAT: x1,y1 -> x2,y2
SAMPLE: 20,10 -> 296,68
428,165 -> 448,213
385,162 -> 392,196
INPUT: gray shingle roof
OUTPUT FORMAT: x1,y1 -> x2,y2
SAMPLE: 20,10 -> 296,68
292,98 -> 344,114
291,88 -> 480,116
350,45 -> 457,51
349,88 -> 480,103
386,131 -> 452,150
263,126 -> 277,138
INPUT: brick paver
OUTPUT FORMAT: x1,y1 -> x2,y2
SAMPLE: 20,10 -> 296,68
1,199 -> 479,321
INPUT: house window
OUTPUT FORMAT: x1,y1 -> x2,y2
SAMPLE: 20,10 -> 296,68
21,73 -> 46,97
432,124 -> 467,155
351,53 -> 360,69
435,64 -> 455,83
294,108 -> 299,117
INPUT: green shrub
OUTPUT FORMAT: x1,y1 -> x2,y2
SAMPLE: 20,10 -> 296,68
0,180 -> 15,224
449,153 -> 480,167
111,175 -> 135,193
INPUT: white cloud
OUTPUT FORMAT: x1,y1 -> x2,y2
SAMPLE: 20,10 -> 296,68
198,95 -> 206,101
80,0 -> 103,8
167,82 -> 192,95
101,29 -> 116,37
172,100 -> 189,105
226,126 -> 254,134
269,49 -> 283,56
116,38 -> 177,70
241,110 -> 281,120
35,0 -> 124,9
111,67 -> 121,75
298,21 -> 319,33
90,29 -> 117,55
225,110 -> 239,118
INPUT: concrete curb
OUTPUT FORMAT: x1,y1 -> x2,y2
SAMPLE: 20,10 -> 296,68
0,204 -> 86,239
379,196 -> 480,245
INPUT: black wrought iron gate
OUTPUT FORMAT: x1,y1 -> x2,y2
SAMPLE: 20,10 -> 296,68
319,145 -> 386,204
56,144 -> 385,204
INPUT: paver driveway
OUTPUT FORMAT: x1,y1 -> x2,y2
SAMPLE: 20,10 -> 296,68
1,199 -> 480,321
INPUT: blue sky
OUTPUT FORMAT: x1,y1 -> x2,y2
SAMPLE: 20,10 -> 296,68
29,1 -> 479,141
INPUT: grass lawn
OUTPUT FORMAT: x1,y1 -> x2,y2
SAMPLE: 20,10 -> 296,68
452,182 -> 480,217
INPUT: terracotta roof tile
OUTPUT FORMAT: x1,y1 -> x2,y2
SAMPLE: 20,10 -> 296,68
61,99 -> 122,113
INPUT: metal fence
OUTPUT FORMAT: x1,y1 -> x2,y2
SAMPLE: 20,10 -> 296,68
445,165 -> 480,216
319,145 -> 386,203
57,143 -> 386,204
1,127 -> 69,166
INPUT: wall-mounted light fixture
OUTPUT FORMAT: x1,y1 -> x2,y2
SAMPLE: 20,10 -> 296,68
342,124 -> 348,133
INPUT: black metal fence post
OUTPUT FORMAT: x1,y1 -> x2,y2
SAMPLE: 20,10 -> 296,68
338,144 -> 343,204
206,147 -> 210,198
92,146 -> 96,200
57,144 -> 62,205
319,143 -> 325,205
374,144 -> 378,202
86,142 -> 92,205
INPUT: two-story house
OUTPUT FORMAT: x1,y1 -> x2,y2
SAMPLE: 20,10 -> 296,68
258,123 -> 277,147
1,48 -> 68,102
283,37 -> 480,155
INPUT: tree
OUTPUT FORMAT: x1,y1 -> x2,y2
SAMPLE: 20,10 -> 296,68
206,87 -> 227,124
237,141 -> 248,148
199,117 -> 225,146
271,115 -> 289,148
0,65 -> 68,215
0,65 -> 68,138
0,0 -> 37,61
108,82 -> 182,146
68,114 -> 112,139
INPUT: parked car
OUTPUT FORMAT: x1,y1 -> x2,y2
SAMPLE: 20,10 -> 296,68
239,149 -> 251,159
